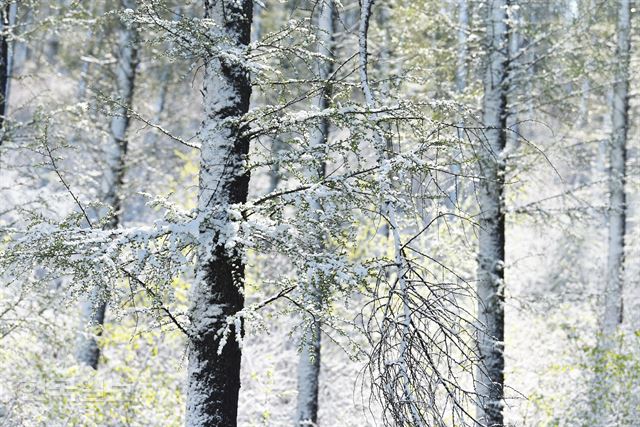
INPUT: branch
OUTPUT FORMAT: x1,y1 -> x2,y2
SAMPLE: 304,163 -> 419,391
43,133 -> 94,228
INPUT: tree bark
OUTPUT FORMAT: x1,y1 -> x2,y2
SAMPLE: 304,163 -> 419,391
476,0 -> 509,425
456,0 -> 468,94
449,0 -> 468,208
0,1 -> 16,135
186,1 -> 252,426
76,0 -> 138,369
602,0 -> 630,337
295,2 -> 335,425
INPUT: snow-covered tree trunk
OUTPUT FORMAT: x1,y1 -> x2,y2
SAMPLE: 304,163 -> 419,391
0,1 -> 16,133
76,0 -> 138,369
295,2 -> 335,425
602,0 -> 630,337
186,1 -> 252,426
476,0 -> 509,425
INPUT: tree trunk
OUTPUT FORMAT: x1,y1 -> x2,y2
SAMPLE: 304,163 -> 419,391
77,0 -> 97,100
476,0 -> 509,425
252,1 -> 263,44
375,2 -> 396,235
76,0 -> 138,369
602,0 -> 630,337
295,2 -> 335,425
0,1 -> 16,135
449,0 -> 468,208
267,0 -> 301,193
505,5 -> 520,157
186,1 -> 252,426
359,1 -> 423,424
455,0 -> 468,94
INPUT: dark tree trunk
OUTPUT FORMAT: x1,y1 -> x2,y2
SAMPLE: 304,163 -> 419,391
0,2 -> 16,135
476,0 -> 509,425
186,1 -> 253,426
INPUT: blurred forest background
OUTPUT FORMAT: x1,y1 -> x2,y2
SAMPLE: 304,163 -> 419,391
0,0 -> 638,426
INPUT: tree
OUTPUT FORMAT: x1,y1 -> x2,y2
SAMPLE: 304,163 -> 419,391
0,0 -> 16,134
185,1 -> 252,426
76,0 -> 139,369
601,0 -> 630,338
295,2 -> 336,425
450,0 -> 468,207
475,0 -> 509,424
10,1 -> 640,425
455,0 -> 468,94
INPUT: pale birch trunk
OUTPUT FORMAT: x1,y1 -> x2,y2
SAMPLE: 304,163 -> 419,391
476,0 -> 509,425
186,1 -> 252,426
602,0 -> 630,337
295,2 -> 335,425
76,0 -> 138,369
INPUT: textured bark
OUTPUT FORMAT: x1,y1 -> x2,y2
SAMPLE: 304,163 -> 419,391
476,0 -> 509,425
186,1 -> 252,426
295,2 -> 335,425
0,1 -> 16,135
76,0 -> 138,369
602,0 -> 630,337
